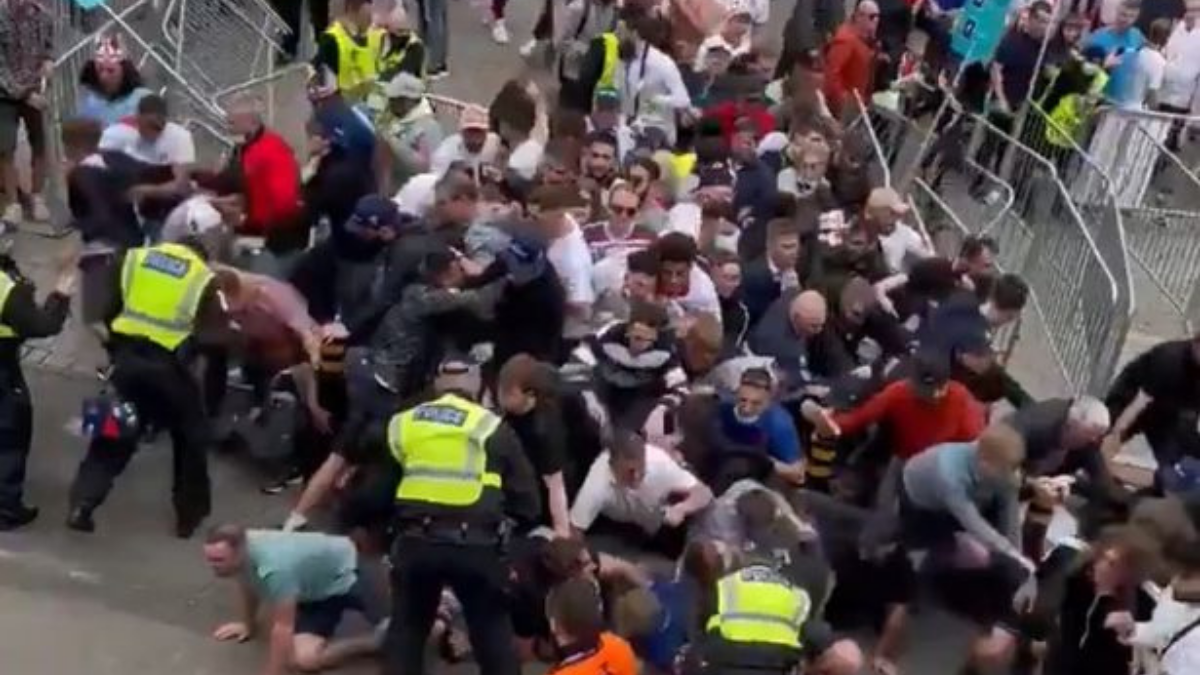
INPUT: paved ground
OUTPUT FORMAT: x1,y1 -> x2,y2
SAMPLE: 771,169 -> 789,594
0,1 -> 1182,671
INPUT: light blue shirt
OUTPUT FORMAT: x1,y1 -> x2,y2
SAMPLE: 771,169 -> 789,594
76,87 -> 150,128
244,530 -> 358,604
1086,27 -> 1147,105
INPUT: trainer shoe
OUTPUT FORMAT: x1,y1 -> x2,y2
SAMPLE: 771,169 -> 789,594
30,194 -> 50,222
492,20 -> 510,44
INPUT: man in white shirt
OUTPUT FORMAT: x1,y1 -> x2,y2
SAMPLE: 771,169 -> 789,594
430,104 -> 502,176
1160,1 -> 1200,147
99,93 -> 196,240
570,428 -> 713,547
532,184 -> 596,341
864,187 -> 932,274
615,14 -> 694,144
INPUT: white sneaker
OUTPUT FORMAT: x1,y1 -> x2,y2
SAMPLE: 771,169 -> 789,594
30,194 -> 50,222
518,39 -> 538,57
2,202 -> 21,223
491,20 -> 510,44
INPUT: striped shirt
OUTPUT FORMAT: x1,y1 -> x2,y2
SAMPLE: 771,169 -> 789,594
582,220 -> 656,261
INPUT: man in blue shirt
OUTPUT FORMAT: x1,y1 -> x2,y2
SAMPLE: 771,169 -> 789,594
1085,0 -> 1147,106
711,367 -> 806,490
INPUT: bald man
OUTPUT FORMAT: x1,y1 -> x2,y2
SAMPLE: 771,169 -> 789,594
749,290 -> 855,399
790,290 -> 828,338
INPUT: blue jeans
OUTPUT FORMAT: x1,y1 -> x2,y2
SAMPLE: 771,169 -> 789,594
416,0 -> 448,71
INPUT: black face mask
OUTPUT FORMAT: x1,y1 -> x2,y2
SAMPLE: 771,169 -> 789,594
618,39 -> 638,61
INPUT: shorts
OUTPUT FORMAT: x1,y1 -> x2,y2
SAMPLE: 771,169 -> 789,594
295,588 -> 368,638
0,99 -> 46,156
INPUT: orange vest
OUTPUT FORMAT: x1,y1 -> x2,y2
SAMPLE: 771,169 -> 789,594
548,633 -> 638,675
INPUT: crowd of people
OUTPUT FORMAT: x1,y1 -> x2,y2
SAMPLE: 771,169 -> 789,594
2,0 -> 1200,674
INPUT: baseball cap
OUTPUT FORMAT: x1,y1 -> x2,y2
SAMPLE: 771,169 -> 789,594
593,87 -> 621,111
384,72 -> 425,100
347,194 -> 401,232
909,349 -> 951,399
434,356 -> 483,396
459,104 -> 490,131
696,161 -> 736,189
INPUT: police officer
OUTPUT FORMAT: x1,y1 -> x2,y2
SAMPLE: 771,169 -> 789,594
382,358 -> 540,675
66,238 -> 225,537
0,241 -> 75,530
693,561 -> 862,675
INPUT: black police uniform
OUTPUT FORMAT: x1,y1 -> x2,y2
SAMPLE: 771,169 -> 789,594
379,390 -> 541,675
0,258 -> 70,529
66,245 -> 225,537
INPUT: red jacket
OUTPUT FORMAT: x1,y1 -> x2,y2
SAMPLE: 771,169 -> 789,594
824,24 -> 876,116
239,129 -> 302,235
831,380 -> 986,460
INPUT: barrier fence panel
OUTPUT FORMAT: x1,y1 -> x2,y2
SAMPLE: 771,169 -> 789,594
963,110 -> 1129,395
1112,117 -> 1200,335
845,92 -> 892,189
44,0 -> 289,229
1018,106 -> 1134,312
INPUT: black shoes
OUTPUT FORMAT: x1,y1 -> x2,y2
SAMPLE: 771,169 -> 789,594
66,507 -> 96,533
0,504 -> 39,531
68,506 -> 203,538
175,514 -> 205,540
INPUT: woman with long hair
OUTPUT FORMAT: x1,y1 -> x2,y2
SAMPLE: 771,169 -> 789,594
76,35 -> 150,128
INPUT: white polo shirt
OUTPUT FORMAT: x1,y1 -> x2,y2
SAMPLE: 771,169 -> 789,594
569,443 -> 700,533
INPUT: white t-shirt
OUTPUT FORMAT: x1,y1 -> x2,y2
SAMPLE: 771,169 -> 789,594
99,121 -> 196,166
430,132 -> 502,176
1122,48 -> 1167,111
879,222 -> 932,274
591,252 -> 721,325
569,443 -> 700,533
548,216 -> 596,337
393,172 -> 440,216
1161,23 -> 1200,110
617,43 -> 691,142
507,138 -> 544,181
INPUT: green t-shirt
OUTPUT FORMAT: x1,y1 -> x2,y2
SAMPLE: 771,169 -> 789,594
245,530 -> 358,604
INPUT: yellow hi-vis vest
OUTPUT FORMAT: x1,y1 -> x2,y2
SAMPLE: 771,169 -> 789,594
706,565 -> 812,649
0,271 -> 18,339
598,33 -> 619,91
378,30 -> 424,80
327,22 -> 383,101
388,393 -> 503,507
110,243 -> 213,351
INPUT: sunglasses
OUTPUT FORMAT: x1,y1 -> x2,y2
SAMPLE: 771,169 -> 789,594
611,205 -> 638,216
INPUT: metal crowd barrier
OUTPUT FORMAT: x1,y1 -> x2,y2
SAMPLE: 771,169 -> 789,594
43,0 -> 290,229
968,109 -> 1131,395
844,91 -> 892,189
1092,109 -> 1200,335
1020,105 -> 1135,327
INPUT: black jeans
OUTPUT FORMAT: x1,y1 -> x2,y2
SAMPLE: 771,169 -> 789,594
272,0 -> 332,57
385,537 -> 519,675
68,341 -> 211,523
0,360 -> 33,512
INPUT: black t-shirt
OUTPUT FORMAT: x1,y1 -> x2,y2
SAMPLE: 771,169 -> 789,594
1106,339 -> 1200,428
995,29 -> 1044,106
